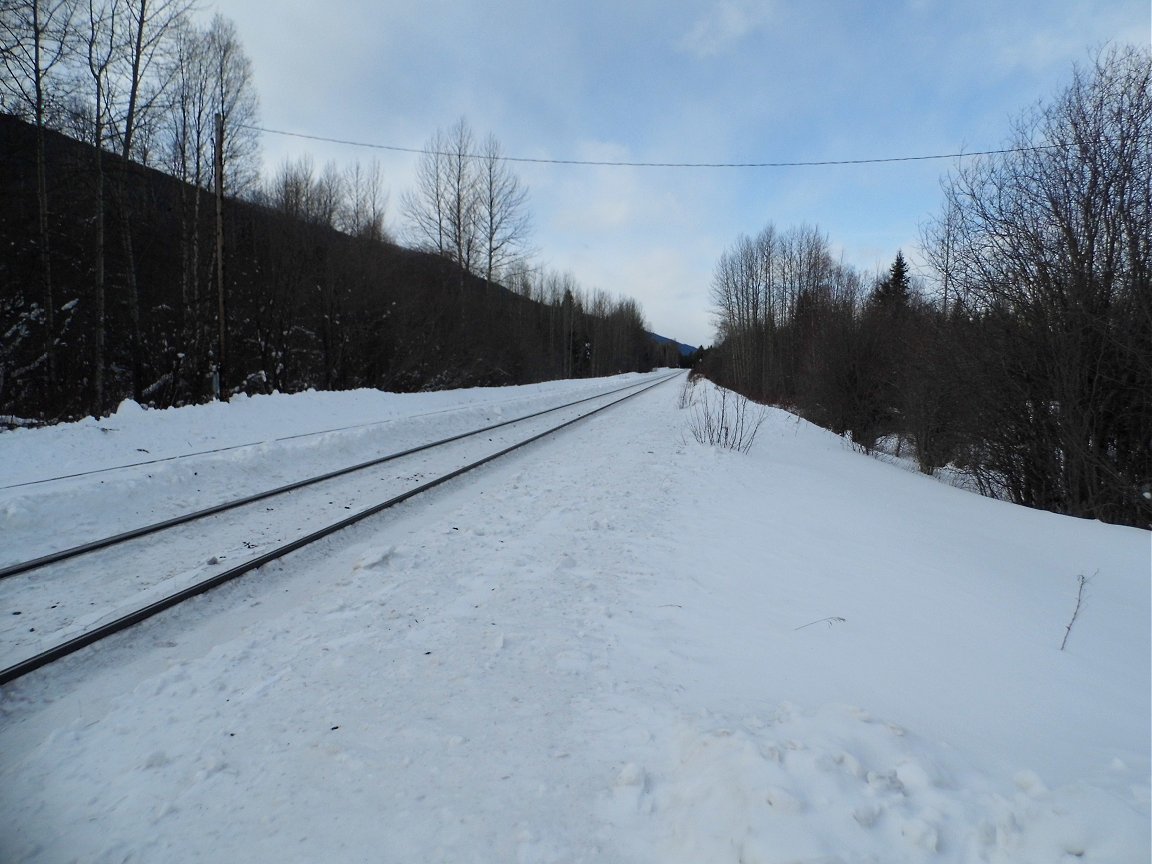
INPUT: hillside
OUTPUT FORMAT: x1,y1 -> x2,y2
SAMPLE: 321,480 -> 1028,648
0,374 -> 1147,862
0,115 -> 678,423
647,332 -> 702,359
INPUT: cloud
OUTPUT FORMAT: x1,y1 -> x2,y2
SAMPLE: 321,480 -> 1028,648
526,152 -> 723,345
678,0 -> 774,58
211,0 -> 1151,353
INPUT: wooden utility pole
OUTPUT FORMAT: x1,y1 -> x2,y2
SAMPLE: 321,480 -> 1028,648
214,112 -> 228,401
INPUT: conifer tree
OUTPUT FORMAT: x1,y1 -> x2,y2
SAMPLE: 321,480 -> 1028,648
868,250 -> 911,313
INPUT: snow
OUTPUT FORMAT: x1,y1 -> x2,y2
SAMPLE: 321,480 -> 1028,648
1,372 -> 1148,863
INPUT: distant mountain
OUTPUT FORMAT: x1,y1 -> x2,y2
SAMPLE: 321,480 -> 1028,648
647,332 -> 701,359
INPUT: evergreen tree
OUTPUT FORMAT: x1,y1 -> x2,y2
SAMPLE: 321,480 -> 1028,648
868,250 -> 911,313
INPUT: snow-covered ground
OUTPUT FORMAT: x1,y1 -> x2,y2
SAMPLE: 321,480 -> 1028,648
1,372 -> 1148,863
0,374 -> 672,668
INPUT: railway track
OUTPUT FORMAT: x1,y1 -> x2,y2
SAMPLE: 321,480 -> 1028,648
0,372 -> 681,685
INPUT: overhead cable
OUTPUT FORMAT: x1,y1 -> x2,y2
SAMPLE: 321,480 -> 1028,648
240,123 -> 1082,169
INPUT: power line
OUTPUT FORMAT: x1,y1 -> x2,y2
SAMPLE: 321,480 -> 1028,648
241,123 -> 1077,169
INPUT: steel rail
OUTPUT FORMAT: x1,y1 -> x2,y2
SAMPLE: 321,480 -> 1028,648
0,373 -> 677,580
0,379 -> 645,491
0,372 -> 679,686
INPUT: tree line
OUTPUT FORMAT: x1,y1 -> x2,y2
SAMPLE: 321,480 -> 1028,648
704,46 -> 1151,528
0,1 -> 673,421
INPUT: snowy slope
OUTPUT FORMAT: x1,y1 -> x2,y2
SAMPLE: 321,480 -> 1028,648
0,373 -> 1148,863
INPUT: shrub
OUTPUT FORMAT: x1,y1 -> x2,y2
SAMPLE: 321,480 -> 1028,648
687,387 -> 767,454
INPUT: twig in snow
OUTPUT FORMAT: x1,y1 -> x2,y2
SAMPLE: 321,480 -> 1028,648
1060,572 -> 1093,651
795,616 -> 846,631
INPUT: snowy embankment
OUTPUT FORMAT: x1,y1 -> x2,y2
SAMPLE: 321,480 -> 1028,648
0,373 -> 1148,863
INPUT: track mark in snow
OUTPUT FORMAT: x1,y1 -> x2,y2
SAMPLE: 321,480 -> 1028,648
352,545 -> 397,571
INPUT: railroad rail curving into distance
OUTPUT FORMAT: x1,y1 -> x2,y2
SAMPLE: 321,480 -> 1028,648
0,371 -> 681,686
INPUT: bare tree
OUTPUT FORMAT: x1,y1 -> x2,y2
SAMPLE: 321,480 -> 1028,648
709,222 -> 850,405
0,0 -> 79,392
403,118 -> 531,293
81,0 -> 118,410
267,154 -> 315,220
104,0 -> 191,399
165,13 -> 210,188
403,119 -> 480,272
155,11 -> 257,400
931,45 -> 1151,525
163,13 -> 257,195
401,125 -> 450,258
110,0 -> 188,163
477,132 -> 530,291
310,159 -> 344,228
161,11 -> 211,399
441,117 -> 478,276
921,193 -> 963,317
0,0 -> 77,127
202,12 -> 257,195
341,158 -> 388,241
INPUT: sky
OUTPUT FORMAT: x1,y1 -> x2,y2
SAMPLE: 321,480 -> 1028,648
209,0 -> 1148,348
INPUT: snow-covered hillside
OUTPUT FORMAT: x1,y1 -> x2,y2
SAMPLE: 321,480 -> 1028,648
1,373 -> 1148,863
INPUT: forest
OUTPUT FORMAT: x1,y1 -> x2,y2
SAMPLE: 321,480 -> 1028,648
702,46 -> 1151,528
0,1 -> 678,424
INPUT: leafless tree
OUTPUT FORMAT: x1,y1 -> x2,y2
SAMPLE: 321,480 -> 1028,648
162,12 -> 257,194
401,125 -> 450,258
401,118 -> 480,274
80,0 -> 118,409
156,11 -> 257,399
106,0 -> 188,163
403,118 -> 531,296
312,159 -> 344,228
477,132 -> 531,291
0,0 -> 77,127
202,12 -> 257,195
921,193 -> 963,317
165,13 -> 210,189
266,154 -> 315,221
709,222 -> 850,404
341,158 -> 388,241
162,11 -> 209,387
0,0 -> 79,388
57,0 -> 191,399
930,44 -> 1151,524
440,117 -> 478,276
